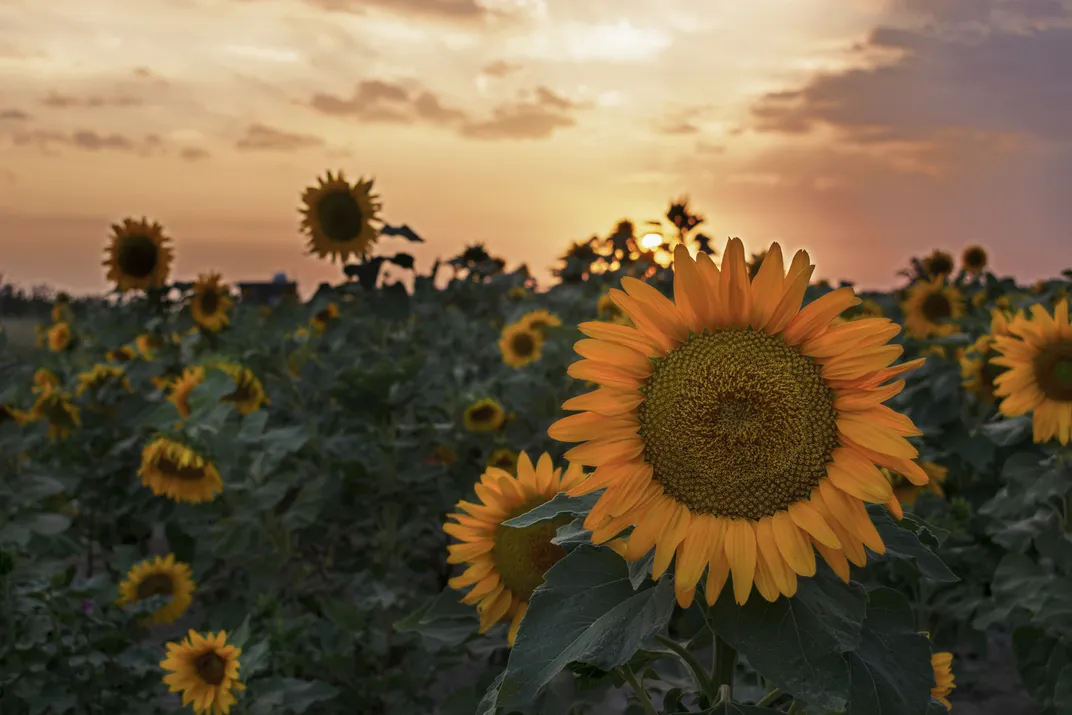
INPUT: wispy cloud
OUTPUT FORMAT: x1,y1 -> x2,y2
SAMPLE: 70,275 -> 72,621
234,123 -> 324,151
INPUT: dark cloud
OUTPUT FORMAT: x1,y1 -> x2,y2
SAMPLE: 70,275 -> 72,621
481,60 -> 521,77
892,0 -> 1070,25
655,104 -> 719,137
310,79 -> 466,124
180,147 -> 211,161
234,123 -> 324,151
0,109 -> 31,121
42,91 -> 144,109
9,129 -> 163,155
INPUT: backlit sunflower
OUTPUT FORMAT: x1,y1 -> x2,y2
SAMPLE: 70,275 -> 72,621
931,649 -> 956,709
445,452 -> 588,645
76,364 -> 132,397
902,278 -> 965,339
922,250 -> 954,278
190,273 -> 233,333
161,630 -> 245,715
107,345 -> 137,363
137,333 -> 164,360
167,366 -> 207,418
961,245 -> 987,276
500,321 -> 545,369
103,217 -> 174,292
117,554 -> 196,625
139,437 -> 223,504
548,239 -> 928,607
883,461 -> 947,507
519,309 -> 562,334
214,362 -> 269,415
597,292 -> 630,325
30,387 -> 81,440
311,303 -> 339,332
464,398 -> 506,433
48,322 -> 71,352
487,447 -> 519,473
991,299 -> 1072,445
299,170 -> 382,263
32,368 -> 60,393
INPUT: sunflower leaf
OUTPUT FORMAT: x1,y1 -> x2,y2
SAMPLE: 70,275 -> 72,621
248,677 -> 341,714
388,252 -> 415,270
867,507 -> 958,583
380,223 -> 425,243
980,414 -> 1034,446
502,492 -> 602,528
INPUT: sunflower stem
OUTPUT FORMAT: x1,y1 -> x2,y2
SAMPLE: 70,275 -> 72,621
654,634 -> 718,705
618,663 -> 659,715
713,635 -> 737,699
756,687 -> 783,707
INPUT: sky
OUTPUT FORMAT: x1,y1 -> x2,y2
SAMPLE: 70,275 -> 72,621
1,0 -> 1071,296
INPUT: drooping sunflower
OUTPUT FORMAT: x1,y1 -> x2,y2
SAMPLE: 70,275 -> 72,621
500,321 -> 545,369
190,273 -> 233,333
991,299 -> 1072,445
30,387 -> 82,439
48,322 -> 71,352
139,437 -> 223,504
931,649 -> 956,709
445,452 -> 588,645
75,364 -> 132,397
901,278 -> 965,339
310,303 -> 339,332
883,461 -> 947,507
167,366 -> 207,418
299,170 -> 382,263
116,554 -> 196,625
548,239 -> 929,607
464,398 -> 506,433
213,362 -> 269,415
161,630 -> 245,715
107,345 -> 137,363
487,447 -> 519,473
961,245 -> 987,276
519,309 -> 562,334
922,250 -> 954,278
32,368 -> 60,393
597,292 -> 630,325
103,217 -> 174,292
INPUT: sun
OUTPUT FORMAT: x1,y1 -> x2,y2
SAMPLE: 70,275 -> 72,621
190,273 -> 233,333
640,232 -> 663,250
299,170 -> 382,263
117,554 -> 196,625
103,217 -> 174,292
548,238 -> 928,607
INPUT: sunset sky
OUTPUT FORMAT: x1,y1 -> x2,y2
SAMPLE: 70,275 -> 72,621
1,0 -> 1071,296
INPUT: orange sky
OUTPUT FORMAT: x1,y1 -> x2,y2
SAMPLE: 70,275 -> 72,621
2,0 -> 1071,296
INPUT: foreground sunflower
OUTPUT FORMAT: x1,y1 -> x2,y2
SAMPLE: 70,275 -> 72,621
464,398 -> 506,432
901,278 -> 965,339
499,321 -> 545,369
190,273 -> 233,333
549,239 -> 928,607
139,437 -> 223,504
103,217 -> 174,292
117,554 -> 196,625
310,303 -> 339,332
961,245 -> 987,276
299,170 -> 382,263
48,322 -> 72,352
30,388 -> 81,440
991,299 -> 1072,445
161,630 -> 245,715
445,452 -> 588,645
922,250 -> 954,278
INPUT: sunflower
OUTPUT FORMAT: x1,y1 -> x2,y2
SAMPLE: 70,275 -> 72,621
137,333 -> 164,360
991,300 -> 1072,445
167,366 -> 207,418
425,444 -> 457,466
508,287 -> 530,299
75,364 -> 132,397
103,217 -> 174,292
30,387 -> 81,439
161,630 -> 245,715
48,322 -> 71,352
310,303 -> 339,332
299,170 -> 382,263
500,321 -> 545,369
464,398 -> 506,432
487,447 -> 519,473
842,298 -> 884,322
213,362 -> 269,415
901,278 -> 965,339
445,452 -> 588,645
32,368 -> 60,393
0,404 -> 30,427
548,239 -> 928,607
190,273 -> 233,333
597,292 -> 630,325
922,250 -> 954,278
519,309 -> 562,334
961,245 -> 987,276
139,437 -> 223,504
883,461 -> 947,507
107,345 -> 137,363
117,554 -> 196,625
930,646 -> 956,709
51,301 -> 73,325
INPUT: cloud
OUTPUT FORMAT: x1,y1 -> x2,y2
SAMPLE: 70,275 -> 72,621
459,86 -> 585,140
41,91 -> 144,109
481,59 -> 521,77
310,79 -> 466,124
234,123 -> 325,151
294,0 -> 495,23
8,129 -> 164,155
0,109 -> 31,121
180,147 -> 211,161
132,67 -> 171,86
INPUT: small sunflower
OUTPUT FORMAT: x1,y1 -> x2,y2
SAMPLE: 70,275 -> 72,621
883,461 -> 947,506
922,250 -> 954,278
139,437 -> 223,504
445,452 -> 588,645
902,278 -> 965,339
426,444 -> 457,466
117,554 -> 196,625
32,368 -> 60,393
103,217 -> 174,292
597,292 -> 630,325
519,310 -> 562,334
214,362 -> 269,415
190,273 -> 233,333
75,364 -> 132,397
464,398 -> 506,433
931,650 -> 956,709
51,301 -> 73,324
30,387 -> 81,439
500,321 -> 545,369
167,366 -> 207,419
487,447 -> 519,473
161,630 -> 245,715
107,345 -> 137,363
299,170 -> 382,263
961,245 -> 987,276
549,239 -> 928,607
991,300 -> 1072,445
311,303 -> 340,332
137,333 -> 164,360
48,322 -> 72,352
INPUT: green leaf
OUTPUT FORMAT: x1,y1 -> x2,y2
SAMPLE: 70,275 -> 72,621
1055,664 -> 1072,715
230,614 -> 251,649
502,491 -> 602,528
845,588 -> 934,715
237,410 -> 269,443
240,640 -> 271,680
249,677 -> 341,714
974,553 -> 1051,630
868,507 -> 958,582
27,513 -> 71,536
711,564 -> 867,712
980,414 -> 1033,446
393,586 -> 479,648
262,426 -> 309,457
388,252 -> 415,270
492,545 -> 676,709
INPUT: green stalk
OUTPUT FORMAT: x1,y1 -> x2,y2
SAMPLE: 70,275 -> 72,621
619,663 -> 659,715
713,635 -> 738,698
756,688 -> 783,707
654,634 -> 718,705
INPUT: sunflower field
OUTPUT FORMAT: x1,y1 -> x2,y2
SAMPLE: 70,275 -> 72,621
2,172 -> 1072,715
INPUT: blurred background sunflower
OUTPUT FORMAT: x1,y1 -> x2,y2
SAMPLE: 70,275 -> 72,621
299,170 -> 382,263
117,554 -> 196,624
102,217 -> 173,292
190,272 -> 233,333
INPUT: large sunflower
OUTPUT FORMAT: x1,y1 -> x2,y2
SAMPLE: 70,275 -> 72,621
161,630 -> 245,715
961,245 -> 987,276
500,321 -> 545,369
117,554 -> 196,625
299,170 -> 382,263
30,388 -> 81,440
548,239 -> 928,607
445,452 -> 588,645
991,300 -> 1072,445
48,322 -> 72,352
103,217 -> 174,292
190,273 -> 233,333
139,437 -> 223,504
464,398 -> 506,432
901,278 -> 965,339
